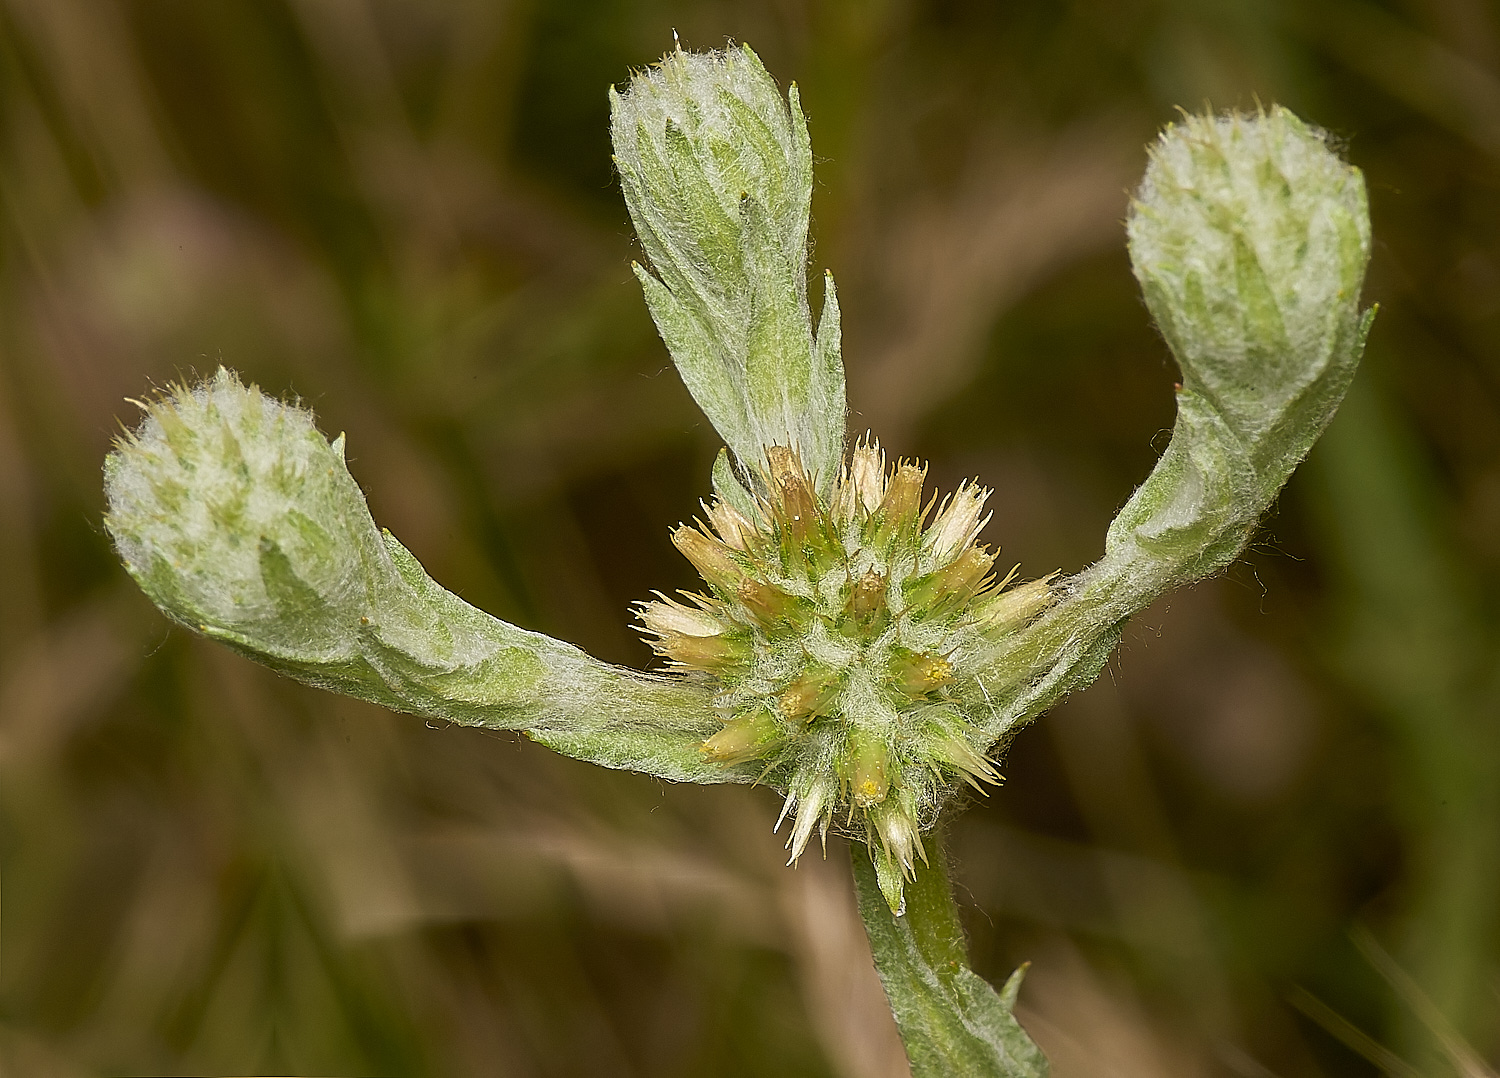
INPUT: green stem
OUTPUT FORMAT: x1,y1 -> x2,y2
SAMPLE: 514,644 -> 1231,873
850,831 -> 1048,1077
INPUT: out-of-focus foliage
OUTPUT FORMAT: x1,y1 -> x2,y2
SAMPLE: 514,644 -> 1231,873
1,1 -> 1497,1075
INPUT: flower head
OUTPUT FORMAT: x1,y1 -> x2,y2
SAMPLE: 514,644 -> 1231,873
638,440 -> 1053,912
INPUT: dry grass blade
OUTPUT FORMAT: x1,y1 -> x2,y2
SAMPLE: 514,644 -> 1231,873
1352,928 -> 1498,1078
1287,986 -> 1425,1078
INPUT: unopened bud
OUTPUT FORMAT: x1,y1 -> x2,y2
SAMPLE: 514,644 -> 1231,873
1127,107 -> 1371,444
639,594 -> 725,638
703,707 -> 782,764
103,368 -> 390,661
844,568 -> 888,627
846,730 -> 891,808
783,773 -> 835,863
612,44 -> 844,485
848,439 -> 886,514
778,667 -> 840,722
737,578 -> 799,627
880,462 -> 926,525
869,796 -> 925,873
905,547 -> 994,614
924,483 -> 990,564
889,649 -> 953,697
652,630 -> 747,672
971,574 -> 1056,636
705,499 -> 756,551
922,708 -> 1002,791
672,525 -> 744,593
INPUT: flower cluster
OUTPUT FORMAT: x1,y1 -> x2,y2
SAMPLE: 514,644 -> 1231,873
639,442 -> 1052,911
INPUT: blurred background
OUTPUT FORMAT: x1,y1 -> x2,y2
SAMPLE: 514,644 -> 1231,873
1,1 -> 1498,1075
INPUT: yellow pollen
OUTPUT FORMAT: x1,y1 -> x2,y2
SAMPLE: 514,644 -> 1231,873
779,685 -> 820,722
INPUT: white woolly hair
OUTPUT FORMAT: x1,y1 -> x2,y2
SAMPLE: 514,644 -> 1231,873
1126,106 -> 1370,435
610,44 -> 809,265
103,367 -> 383,646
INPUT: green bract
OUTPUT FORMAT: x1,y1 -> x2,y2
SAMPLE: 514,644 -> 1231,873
104,369 -> 734,782
102,50 -> 1374,1078
611,44 -> 845,495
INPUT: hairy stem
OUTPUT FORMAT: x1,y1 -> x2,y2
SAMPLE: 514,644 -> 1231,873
851,830 -> 1048,1077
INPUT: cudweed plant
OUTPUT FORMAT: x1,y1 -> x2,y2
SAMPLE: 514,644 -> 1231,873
104,44 -> 1372,1078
